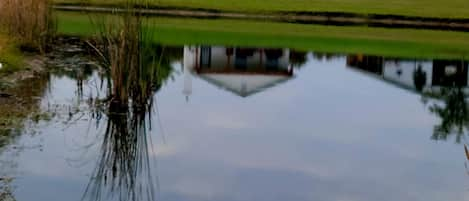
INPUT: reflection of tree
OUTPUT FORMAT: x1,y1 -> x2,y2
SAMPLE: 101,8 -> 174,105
425,87 -> 469,143
413,65 -> 427,92
289,50 -> 307,68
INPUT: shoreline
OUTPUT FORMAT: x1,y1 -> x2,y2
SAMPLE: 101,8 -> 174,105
0,56 -> 48,88
54,3 -> 469,32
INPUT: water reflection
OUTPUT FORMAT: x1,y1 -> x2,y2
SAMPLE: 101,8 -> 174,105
82,103 -> 156,201
43,40 -> 181,201
347,54 -> 469,142
6,42 -> 469,201
426,88 -> 469,142
0,73 -> 50,201
183,46 -> 303,97
182,48 -> 469,143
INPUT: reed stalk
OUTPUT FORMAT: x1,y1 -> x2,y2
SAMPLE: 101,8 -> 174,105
0,0 -> 55,53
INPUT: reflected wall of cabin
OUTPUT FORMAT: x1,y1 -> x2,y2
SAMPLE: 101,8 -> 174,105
347,55 -> 469,94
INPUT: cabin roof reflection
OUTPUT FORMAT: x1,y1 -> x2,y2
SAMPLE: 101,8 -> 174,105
197,74 -> 292,97
184,46 -> 294,97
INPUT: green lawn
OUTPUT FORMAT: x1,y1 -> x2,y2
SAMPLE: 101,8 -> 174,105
55,0 -> 469,19
57,11 -> 469,60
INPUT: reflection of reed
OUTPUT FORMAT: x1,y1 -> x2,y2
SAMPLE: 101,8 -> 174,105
82,104 -> 156,201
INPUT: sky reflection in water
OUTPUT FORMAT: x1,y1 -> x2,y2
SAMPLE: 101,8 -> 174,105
3,45 -> 469,201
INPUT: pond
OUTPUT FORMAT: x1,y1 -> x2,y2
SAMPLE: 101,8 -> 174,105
1,43 -> 469,201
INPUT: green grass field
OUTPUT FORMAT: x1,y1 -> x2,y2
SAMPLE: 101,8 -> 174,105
55,0 -> 469,19
57,11 -> 469,60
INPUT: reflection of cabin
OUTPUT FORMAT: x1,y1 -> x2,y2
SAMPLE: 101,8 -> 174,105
183,46 -> 294,98
347,55 -> 469,93
346,55 -> 383,75
432,60 -> 468,87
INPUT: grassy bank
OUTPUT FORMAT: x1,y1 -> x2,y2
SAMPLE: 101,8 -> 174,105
57,11 -> 469,60
0,34 -> 23,74
0,0 -> 55,75
55,0 -> 469,19
0,0 -> 55,53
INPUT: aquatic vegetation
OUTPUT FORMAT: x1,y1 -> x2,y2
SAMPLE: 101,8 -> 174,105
85,0 -> 160,108
80,1 -> 164,201
43,40 -> 175,201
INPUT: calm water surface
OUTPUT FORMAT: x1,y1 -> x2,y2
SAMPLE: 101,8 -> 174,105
2,45 -> 469,201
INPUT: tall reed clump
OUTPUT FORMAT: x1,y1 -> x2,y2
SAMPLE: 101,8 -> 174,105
89,0 -> 159,112
0,0 -> 55,53
82,1 -> 161,201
